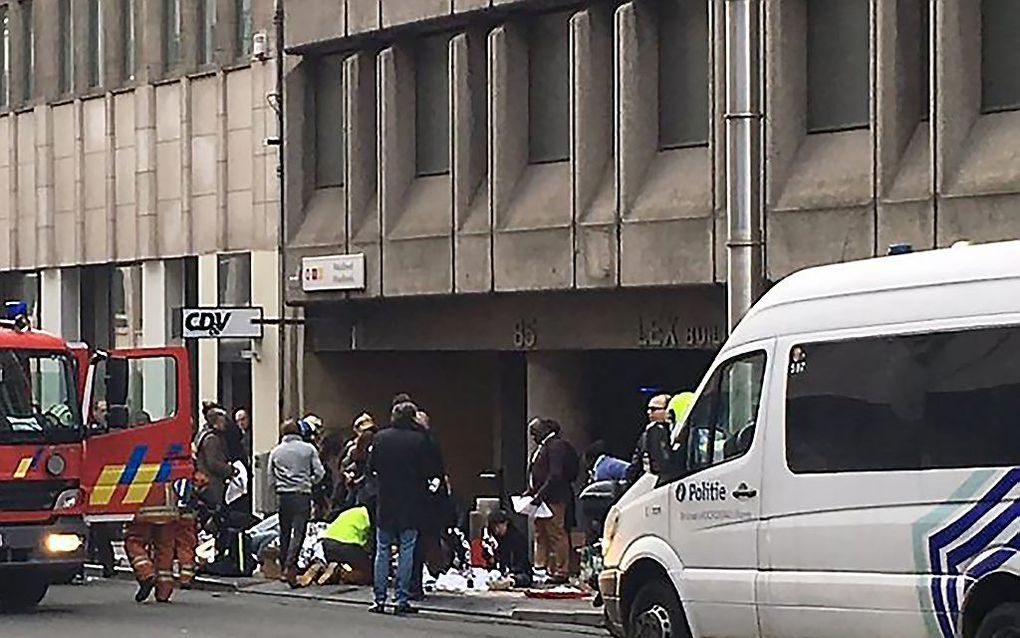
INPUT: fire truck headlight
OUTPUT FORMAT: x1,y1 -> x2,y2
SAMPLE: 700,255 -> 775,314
45,533 -> 83,554
53,489 -> 82,512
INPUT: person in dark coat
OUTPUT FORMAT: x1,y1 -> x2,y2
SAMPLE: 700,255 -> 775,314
195,408 -> 234,512
488,511 -> 532,588
627,394 -> 674,483
527,417 -> 579,585
409,410 -> 450,601
367,401 -> 431,615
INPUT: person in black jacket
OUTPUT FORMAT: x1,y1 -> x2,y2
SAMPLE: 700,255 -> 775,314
367,401 -> 431,615
627,394 -> 674,483
527,417 -> 579,585
488,511 -> 532,588
409,409 -> 449,601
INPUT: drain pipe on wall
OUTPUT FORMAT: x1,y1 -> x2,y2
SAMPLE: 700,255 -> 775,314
273,0 -> 287,422
724,0 -> 765,332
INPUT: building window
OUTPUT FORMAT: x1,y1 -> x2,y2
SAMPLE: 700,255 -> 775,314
123,0 -> 136,82
88,0 -> 104,87
163,0 -> 181,72
528,11 -> 571,164
314,55 -> 344,188
58,0 -> 73,94
236,0 -> 252,58
659,0 -> 710,149
22,0 -> 32,101
197,0 -> 216,66
982,0 -> 1020,113
0,5 -> 9,108
787,326 -> 1020,474
806,0 -> 870,133
415,34 -> 450,177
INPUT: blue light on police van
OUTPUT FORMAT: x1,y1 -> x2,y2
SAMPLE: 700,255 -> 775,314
4,301 -> 28,319
888,243 -> 913,256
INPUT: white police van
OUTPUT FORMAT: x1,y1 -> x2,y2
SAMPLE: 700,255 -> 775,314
599,240 -> 1020,638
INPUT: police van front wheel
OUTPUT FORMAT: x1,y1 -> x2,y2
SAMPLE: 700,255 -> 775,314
0,580 -> 48,612
977,603 -> 1020,638
628,581 -> 690,638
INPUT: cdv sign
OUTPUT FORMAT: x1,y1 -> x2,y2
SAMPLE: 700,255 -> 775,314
182,307 -> 264,339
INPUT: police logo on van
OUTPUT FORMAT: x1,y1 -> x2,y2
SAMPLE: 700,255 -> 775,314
675,480 -> 728,503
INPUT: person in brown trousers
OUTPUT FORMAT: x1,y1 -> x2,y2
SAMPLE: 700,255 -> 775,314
526,417 -> 580,585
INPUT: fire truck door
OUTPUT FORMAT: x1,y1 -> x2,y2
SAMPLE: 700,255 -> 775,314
81,347 -> 192,520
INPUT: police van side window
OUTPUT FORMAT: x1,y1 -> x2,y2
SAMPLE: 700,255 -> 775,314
786,325 -> 1020,473
674,351 -> 767,477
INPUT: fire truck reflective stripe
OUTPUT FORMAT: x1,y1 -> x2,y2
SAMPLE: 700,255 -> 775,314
13,457 -> 32,479
90,465 -> 127,505
123,464 -> 162,505
29,446 -> 44,470
118,445 -> 149,486
155,458 -> 173,484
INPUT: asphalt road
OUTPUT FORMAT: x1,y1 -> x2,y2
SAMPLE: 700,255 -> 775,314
0,579 -> 602,638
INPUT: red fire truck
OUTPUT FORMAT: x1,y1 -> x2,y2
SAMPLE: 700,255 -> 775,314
0,302 -> 192,611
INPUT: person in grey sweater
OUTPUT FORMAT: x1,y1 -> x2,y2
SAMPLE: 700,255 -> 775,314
269,419 -> 326,586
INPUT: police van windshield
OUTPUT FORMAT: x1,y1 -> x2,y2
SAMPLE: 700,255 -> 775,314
0,350 -> 82,443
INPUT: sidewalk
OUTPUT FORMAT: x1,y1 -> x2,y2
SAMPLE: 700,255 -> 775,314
86,564 -> 605,630
237,580 -> 606,629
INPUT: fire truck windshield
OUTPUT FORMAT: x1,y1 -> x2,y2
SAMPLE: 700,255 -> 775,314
0,350 -> 82,443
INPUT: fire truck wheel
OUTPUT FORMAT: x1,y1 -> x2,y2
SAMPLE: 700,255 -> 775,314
0,580 -> 48,612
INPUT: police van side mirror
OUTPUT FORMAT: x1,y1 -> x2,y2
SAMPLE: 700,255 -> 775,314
106,358 -> 129,407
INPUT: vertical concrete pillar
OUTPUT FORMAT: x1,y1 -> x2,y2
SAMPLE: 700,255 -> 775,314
525,352 -> 591,460
40,268 -> 81,340
141,259 -> 184,420
197,253 -> 218,411
250,249 -> 283,511
140,259 -> 183,346
250,250 -> 281,453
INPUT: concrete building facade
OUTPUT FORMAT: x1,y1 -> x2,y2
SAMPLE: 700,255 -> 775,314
0,0 -> 293,470
282,0 -> 1020,505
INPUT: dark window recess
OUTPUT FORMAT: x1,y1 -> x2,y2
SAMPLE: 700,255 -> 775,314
313,55 -> 344,188
415,34 -> 451,177
982,0 -> 1020,114
528,12 -> 571,164
786,326 -> 1020,474
806,0 -> 870,133
658,0 -> 711,149
58,0 -> 73,94
22,0 -> 34,101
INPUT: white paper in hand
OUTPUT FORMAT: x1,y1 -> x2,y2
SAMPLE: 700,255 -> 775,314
512,495 -> 554,519
225,460 -> 248,505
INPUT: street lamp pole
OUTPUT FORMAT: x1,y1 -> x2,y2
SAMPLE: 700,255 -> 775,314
272,0 -> 286,422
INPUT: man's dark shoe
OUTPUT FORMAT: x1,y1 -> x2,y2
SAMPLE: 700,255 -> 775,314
368,602 -> 386,614
394,603 -> 419,616
135,578 -> 155,603
409,591 -> 426,602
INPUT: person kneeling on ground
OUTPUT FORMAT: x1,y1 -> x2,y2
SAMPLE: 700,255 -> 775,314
488,511 -> 533,589
317,505 -> 374,586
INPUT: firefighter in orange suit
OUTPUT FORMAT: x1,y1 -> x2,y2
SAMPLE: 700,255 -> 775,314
125,510 -> 179,603
126,478 -> 193,603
